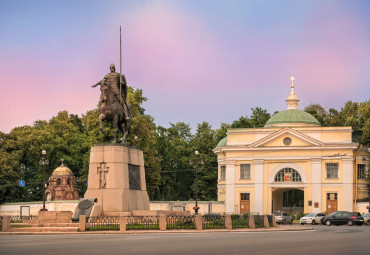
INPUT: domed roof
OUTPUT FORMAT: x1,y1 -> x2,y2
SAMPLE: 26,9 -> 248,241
265,77 -> 321,127
51,160 -> 74,176
216,137 -> 227,147
265,109 -> 321,127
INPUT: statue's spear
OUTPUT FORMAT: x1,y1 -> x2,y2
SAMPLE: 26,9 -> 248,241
120,26 -> 122,96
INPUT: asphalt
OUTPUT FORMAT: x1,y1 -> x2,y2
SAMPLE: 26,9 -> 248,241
0,225 -> 312,235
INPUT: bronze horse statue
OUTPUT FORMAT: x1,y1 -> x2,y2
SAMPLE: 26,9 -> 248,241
93,80 -> 131,144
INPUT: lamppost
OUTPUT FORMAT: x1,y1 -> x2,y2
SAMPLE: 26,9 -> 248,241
39,150 -> 49,211
189,151 -> 204,214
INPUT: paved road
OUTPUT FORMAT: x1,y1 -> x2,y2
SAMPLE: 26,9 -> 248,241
0,225 -> 369,255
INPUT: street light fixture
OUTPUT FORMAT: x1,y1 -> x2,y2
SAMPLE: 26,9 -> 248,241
39,150 -> 49,211
189,150 -> 204,215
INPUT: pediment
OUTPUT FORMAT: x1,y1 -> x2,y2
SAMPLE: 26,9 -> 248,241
249,128 -> 325,148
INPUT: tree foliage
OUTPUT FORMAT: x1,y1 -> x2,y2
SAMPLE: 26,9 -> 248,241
0,88 -> 368,204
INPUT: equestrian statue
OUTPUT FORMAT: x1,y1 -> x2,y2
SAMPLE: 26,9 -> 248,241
92,64 -> 131,143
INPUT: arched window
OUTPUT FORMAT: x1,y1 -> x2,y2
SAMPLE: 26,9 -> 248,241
274,168 -> 302,182
57,178 -> 61,185
67,178 -> 70,185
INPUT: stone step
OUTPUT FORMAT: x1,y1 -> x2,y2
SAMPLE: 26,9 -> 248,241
9,227 -> 79,232
12,223 -> 79,227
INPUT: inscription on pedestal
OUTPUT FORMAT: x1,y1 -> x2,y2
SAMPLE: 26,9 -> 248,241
129,164 -> 140,190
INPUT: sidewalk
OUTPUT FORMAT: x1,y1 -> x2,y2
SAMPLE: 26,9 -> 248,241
0,225 -> 313,235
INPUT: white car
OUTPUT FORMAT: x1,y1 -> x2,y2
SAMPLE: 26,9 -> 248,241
300,213 -> 326,225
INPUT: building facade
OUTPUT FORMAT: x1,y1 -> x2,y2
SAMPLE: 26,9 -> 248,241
214,79 -> 369,215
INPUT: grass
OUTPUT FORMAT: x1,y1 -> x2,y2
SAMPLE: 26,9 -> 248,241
11,225 -> 31,229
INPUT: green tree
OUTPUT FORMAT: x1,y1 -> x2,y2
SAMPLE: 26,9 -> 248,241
155,122 -> 193,200
250,107 -> 271,127
190,122 -> 218,201
214,123 -> 230,144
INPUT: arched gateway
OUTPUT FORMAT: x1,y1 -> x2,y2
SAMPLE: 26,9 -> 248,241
269,164 -> 307,214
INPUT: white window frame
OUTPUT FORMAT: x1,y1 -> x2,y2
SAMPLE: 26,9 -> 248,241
240,164 -> 251,180
326,163 -> 338,179
357,164 -> 366,179
220,165 -> 226,180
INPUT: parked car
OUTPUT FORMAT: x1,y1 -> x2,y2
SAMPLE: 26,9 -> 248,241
322,211 -> 364,226
273,211 -> 292,225
300,213 -> 326,225
363,213 -> 370,226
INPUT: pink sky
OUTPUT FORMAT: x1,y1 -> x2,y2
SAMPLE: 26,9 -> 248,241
1,0 -> 369,133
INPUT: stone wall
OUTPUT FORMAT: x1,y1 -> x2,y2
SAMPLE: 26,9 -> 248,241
0,201 -> 226,216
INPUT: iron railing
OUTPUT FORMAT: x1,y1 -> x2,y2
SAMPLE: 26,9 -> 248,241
254,215 -> 265,228
202,215 -> 226,229
166,215 -> 196,229
126,216 -> 159,230
231,214 -> 250,228
266,215 -> 274,227
3,215 -> 38,223
86,216 -> 120,231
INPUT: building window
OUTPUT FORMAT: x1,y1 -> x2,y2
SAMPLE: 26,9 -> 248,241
240,164 -> 251,179
274,168 -> 302,182
326,163 -> 338,179
220,166 -> 226,180
357,164 -> 366,179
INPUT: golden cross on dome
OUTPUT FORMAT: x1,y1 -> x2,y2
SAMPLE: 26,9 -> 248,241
61,158 -> 64,166
290,76 -> 295,87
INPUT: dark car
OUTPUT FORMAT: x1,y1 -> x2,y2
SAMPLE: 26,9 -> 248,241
322,211 -> 364,226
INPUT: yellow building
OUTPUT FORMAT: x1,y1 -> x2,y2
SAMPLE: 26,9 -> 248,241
214,78 -> 369,215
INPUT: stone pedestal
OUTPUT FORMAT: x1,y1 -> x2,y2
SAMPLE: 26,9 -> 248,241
84,144 -> 150,214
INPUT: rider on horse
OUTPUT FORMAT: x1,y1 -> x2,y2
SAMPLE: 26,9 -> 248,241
93,64 -> 131,120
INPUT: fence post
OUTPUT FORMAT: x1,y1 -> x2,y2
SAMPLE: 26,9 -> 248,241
195,215 -> 203,230
120,216 -> 127,232
271,214 -> 277,227
159,214 -> 166,231
225,215 -> 232,230
2,216 -> 10,232
79,215 -> 86,231
263,215 -> 269,228
249,215 -> 255,229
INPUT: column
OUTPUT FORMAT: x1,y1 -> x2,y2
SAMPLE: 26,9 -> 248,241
311,158 -> 322,213
342,158 -> 354,211
254,159 -> 264,215
225,161 -> 236,214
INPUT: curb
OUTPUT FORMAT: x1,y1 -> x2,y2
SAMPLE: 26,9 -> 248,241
0,226 -> 313,235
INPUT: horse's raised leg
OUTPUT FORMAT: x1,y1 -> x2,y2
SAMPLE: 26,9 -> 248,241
99,114 -> 105,134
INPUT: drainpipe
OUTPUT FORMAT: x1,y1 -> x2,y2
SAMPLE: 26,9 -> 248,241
354,144 -> 362,212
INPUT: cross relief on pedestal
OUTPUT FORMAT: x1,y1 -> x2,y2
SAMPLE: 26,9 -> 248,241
97,162 -> 109,189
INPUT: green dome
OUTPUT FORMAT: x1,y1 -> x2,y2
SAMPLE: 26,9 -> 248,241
265,109 -> 320,127
216,137 -> 227,147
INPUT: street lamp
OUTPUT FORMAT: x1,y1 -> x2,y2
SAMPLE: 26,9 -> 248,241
189,150 -> 204,214
39,150 -> 49,211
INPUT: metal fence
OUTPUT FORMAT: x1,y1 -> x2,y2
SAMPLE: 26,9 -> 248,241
254,215 -> 265,228
166,215 -> 196,229
86,216 -> 120,231
202,215 -> 226,229
2,215 -> 38,223
231,214 -> 250,228
126,216 -> 159,230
